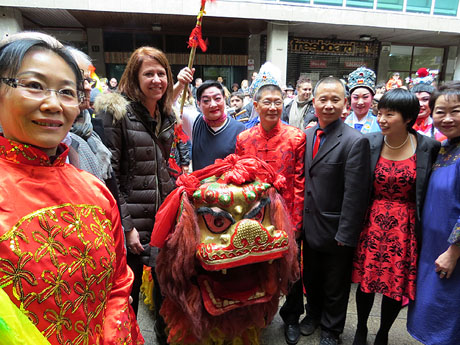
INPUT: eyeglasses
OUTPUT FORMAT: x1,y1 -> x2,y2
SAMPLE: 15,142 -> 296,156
0,77 -> 85,106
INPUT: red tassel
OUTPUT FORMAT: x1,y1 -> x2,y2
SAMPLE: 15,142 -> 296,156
175,124 -> 190,143
188,26 -> 208,52
201,0 -> 216,7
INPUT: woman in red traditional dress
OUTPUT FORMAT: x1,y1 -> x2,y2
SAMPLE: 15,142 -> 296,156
0,36 -> 142,344
351,89 -> 439,345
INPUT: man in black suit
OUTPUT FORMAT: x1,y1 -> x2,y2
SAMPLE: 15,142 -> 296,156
301,77 -> 371,345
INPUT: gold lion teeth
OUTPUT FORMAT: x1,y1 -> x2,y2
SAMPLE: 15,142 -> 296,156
222,269 -> 227,275
268,260 -> 273,264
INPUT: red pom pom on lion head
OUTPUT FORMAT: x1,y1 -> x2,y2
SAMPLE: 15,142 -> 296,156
151,154 -> 299,344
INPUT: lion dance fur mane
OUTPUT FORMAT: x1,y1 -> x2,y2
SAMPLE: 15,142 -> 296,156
151,154 -> 300,345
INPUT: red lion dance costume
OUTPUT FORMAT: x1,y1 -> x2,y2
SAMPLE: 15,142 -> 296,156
150,154 -> 299,345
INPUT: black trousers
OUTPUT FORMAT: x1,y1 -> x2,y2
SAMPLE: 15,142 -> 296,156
127,251 -> 143,315
302,241 -> 354,336
279,240 -> 305,325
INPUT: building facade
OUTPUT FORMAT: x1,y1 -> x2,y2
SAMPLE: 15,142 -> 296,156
1,0 -> 460,87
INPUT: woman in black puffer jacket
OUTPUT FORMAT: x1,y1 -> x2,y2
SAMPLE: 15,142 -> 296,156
94,47 -> 177,326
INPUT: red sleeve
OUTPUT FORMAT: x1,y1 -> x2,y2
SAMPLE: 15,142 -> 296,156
103,202 -> 144,344
235,132 -> 244,156
292,131 -> 306,232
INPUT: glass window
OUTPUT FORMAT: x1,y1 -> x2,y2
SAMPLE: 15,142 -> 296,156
389,45 -> 412,71
165,35 -> 190,53
406,0 -> 432,14
134,33 -> 163,49
282,0 -> 310,3
314,0 -> 343,6
377,0 -> 404,11
222,37 -> 247,55
434,0 -> 458,16
412,46 -> 444,71
104,32 -> 133,52
347,0 -> 373,9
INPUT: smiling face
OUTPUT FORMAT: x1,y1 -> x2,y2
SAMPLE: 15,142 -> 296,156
351,87 -> 373,118
377,108 -> 410,137
297,82 -> 312,102
0,49 -> 80,156
313,81 -> 347,128
138,58 -> 168,104
415,91 -> 431,119
433,95 -> 460,140
198,86 -> 226,122
254,89 -> 283,132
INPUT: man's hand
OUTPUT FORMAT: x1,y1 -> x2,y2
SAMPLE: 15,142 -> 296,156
177,67 -> 195,86
126,228 -> 144,255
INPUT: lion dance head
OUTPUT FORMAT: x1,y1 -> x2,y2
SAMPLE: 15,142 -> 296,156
151,154 -> 299,345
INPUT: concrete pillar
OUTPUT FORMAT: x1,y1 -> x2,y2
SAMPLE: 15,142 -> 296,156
248,33 -> 261,80
0,7 -> 23,41
451,45 -> 460,81
87,28 -> 106,77
376,42 -> 391,84
266,22 -> 289,87
443,46 -> 457,81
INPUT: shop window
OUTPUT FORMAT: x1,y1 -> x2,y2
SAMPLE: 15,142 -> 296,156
106,64 -> 126,82
165,35 -> 190,53
377,0 -> 404,11
434,0 -> 458,16
389,45 -> 412,71
134,33 -> 163,49
222,37 -> 247,55
412,46 -> 444,71
346,0 -> 374,9
205,37 -> 221,54
104,32 -> 133,52
406,0 -> 432,14
314,0 -> 343,6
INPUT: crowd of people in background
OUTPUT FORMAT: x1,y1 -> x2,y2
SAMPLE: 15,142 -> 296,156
0,30 -> 459,345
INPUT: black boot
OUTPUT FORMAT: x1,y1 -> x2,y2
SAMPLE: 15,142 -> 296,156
352,326 -> 368,345
374,330 -> 388,345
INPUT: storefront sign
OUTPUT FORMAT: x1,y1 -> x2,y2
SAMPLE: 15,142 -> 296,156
344,61 -> 367,68
310,60 -> 327,68
289,37 -> 379,57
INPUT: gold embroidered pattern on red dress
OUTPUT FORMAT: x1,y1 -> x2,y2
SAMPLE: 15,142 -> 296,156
0,204 -> 116,344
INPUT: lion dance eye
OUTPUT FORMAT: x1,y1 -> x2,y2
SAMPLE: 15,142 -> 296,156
203,214 -> 233,234
253,207 -> 265,223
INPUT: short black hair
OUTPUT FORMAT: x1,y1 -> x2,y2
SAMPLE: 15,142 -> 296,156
230,92 -> 244,101
196,80 -> 225,102
429,80 -> 460,113
378,88 -> 419,130
254,84 -> 282,102
411,83 -> 435,95
313,76 -> 346,98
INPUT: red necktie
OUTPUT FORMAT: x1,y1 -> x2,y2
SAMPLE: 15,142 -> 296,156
313,129 -> 324,159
